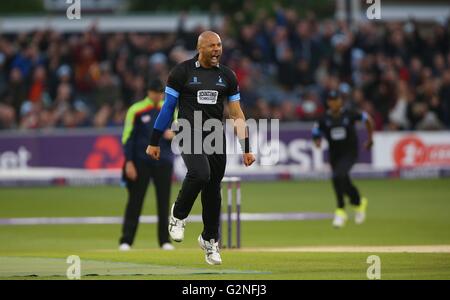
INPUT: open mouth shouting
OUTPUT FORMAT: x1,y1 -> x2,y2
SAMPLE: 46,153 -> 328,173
210,53 -> 220,65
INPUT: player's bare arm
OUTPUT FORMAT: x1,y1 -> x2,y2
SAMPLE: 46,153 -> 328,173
313,137 -> 322,149
228,101 -> 255,167
312,122 -> 322,148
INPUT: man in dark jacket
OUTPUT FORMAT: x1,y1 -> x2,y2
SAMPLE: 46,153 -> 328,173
119,79 -> 175,251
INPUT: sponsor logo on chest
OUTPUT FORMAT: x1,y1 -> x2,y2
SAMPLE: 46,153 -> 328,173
330,127 -> 347,140
197,90 -> 219,105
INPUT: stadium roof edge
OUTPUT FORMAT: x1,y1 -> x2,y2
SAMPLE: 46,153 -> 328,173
0,14 -> 224,33
336,3 -> 450,22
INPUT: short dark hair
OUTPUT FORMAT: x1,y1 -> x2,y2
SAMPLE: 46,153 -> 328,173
147,79 -> 164,92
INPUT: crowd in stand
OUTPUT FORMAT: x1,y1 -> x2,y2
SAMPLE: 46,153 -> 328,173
0,5 -> 449,130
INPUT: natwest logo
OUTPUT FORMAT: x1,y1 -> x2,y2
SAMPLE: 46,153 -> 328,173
0,146 -> 31,169
393,136 -> 450,167
84,136 -> 124,169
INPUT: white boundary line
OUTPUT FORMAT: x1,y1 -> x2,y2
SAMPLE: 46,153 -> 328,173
238,245 -> 450,253
0,212 -> 332,226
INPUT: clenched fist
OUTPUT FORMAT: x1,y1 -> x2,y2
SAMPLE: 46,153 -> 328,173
243,152 -> 256,167
146,145 -> 160,160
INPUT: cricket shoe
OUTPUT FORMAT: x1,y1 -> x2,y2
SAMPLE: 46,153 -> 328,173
354,197 -> 368,225
161,243 -> 175,251
198,235 -> 222,265
332,208 -> 348,228
169,204 -> 186,242
118,243 -> 131,251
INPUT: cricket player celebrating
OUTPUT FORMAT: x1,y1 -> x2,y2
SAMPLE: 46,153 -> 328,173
147,31 -> 255,265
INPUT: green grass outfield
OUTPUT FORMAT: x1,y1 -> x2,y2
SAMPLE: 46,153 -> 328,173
0,179 -> 449,279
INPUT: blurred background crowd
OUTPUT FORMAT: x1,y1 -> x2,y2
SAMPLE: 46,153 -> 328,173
0,1 -> 449,131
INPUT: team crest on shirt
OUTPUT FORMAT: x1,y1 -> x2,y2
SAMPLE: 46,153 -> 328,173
189,76 -> 202,85
216,76 -> 226,87
141,115 -> 151,123
197,90 -> 218,104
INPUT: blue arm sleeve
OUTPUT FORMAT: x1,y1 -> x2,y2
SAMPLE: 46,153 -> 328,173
150,87 -> 179,146
154,89 -> 179,131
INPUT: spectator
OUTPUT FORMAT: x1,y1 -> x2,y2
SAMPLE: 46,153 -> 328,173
296,90 -> 324,121
439,70 -> 450,127
2,68 -> 27,122
388,81 -> 409,130
0,103 -> 15,129
28,65 -> 48,104
74,45 -> 100,100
